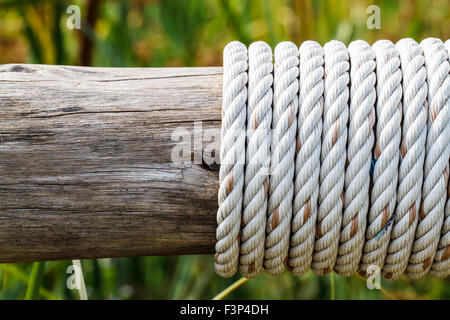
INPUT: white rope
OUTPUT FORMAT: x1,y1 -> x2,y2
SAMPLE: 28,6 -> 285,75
265,41 -> 299,276
216,38 -> 450,280
431,173 -> 450,279
312,40 -> 348,275
382,38 -> 427,280
289,41 -> 323,276
215,41 -> 247,278
406,38 -> 449,279
335,40 -> 375,276
429,39 -> 450,279
361,40 -> 402,275
240,41 -> 273,278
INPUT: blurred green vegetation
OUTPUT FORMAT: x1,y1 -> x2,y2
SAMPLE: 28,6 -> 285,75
0,0 -> 449,299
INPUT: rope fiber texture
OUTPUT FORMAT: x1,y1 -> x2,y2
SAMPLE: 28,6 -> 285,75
361,40 -> 401,276
265,41 -> 299,276
240,41 -> 273,278
215,41 -> 247,278
217,37 -> 450,280
337,40 -> 375,276
312,40 -> 348,275
406,38 -> 450,279
289,40 -> 324,276
430,39 -> 450,279
382,38 -> 427,280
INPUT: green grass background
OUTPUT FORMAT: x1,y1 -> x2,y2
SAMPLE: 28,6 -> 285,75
0,0 -> 449,299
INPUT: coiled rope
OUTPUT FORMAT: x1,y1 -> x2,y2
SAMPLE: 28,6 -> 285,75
289,40 -> 323,276
406,38 -> 450,279
361,39 -> 399,275
308,40 -> 348,275
340,40 -> 375,276
216,38 -> 450,280
215,41 -> 247,277
240,41 -> 272,278
265,41 -> 299,276
430,39 -> 450,279
382,38 -> 427,280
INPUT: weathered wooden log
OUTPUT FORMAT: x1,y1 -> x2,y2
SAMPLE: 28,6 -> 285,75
0,64 -> 224,263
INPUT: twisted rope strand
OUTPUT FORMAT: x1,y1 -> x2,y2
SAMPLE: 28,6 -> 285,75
312,40 -> 348,275
215,41 -> 247,277
431,173 -> 450,278
289,41 -> 323,276
360,40 -> 402,274
265,41 -> 299,275
382,38 -> 428,280
406,38 -> 450,279
240,41 -> 273,278
336,40 -> 375,276
429,39 -> 450,279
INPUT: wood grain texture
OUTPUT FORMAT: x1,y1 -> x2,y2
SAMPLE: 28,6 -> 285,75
0,64 -> 223,263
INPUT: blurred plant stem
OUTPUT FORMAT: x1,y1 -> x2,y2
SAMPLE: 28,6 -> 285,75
213,277 -> 248,300
25,262 -> 46,300
17,1 -> 43,63
263,0 -> 275,47
52,0 -> 65,64
330,272 -> 336,300
168,256 -> 196,299
354,272 -> 398,300
72,260 -> 88,300
185,257 -> 214,299
3,264 -> 58,300
218,0 -> 251,45
294,0 -> 315,42
80,0 -> 101,66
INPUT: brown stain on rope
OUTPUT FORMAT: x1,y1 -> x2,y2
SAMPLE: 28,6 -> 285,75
419,202 -> 426,220
442,246 -> 450,261
401,138 -> 407,158
296,135 -> 302,152
331,121 -> 339,146
374,141 -> 381,159
263,178 -> 269,197
288,105 -> 295,128
430,102 -> 438,121
225,170 -> 233,196
316,220 -> 323,238
350,215 -> 359,238
409,204 -> 416,227
271,207 -> 280,230
247,261 -> 255,274
422,257 -> 432,270
444,166 -> 449,186
303,197 -> 311,224
381,205 -> 390,229
251,109 -> 259,131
